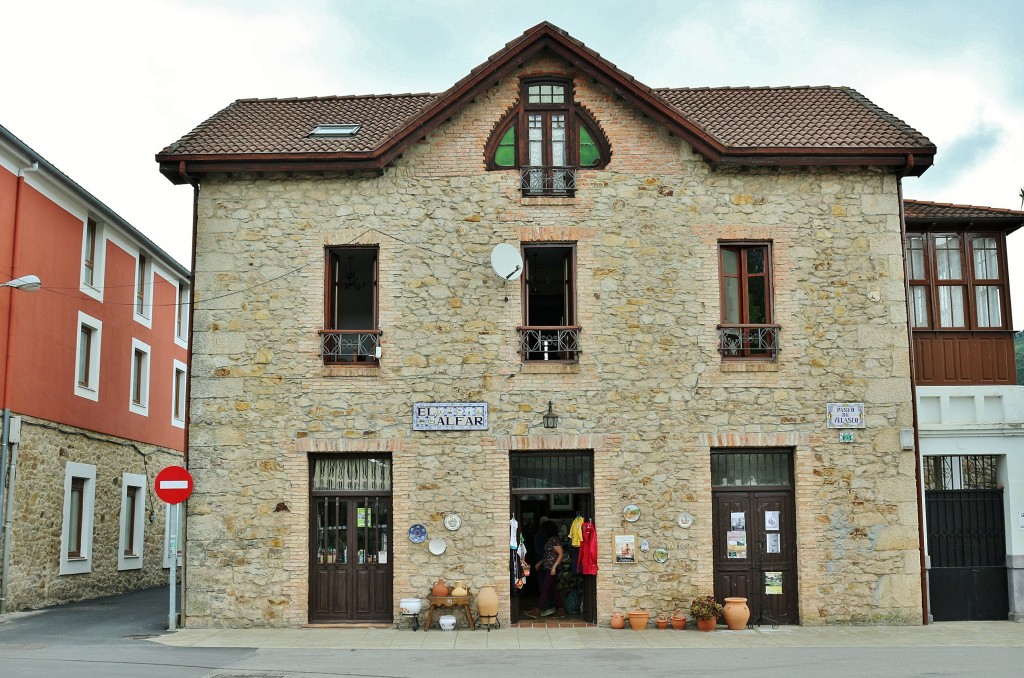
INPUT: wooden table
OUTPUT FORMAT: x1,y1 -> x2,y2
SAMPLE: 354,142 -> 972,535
424,594 -> 475,631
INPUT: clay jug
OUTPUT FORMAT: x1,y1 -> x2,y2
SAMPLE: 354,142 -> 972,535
610,612 -> 626,629
723,597 -> 750,630
670,609 -> 687,630
451,581 -> 467,597
431,578 -> 448,597
477,585 -> 499,618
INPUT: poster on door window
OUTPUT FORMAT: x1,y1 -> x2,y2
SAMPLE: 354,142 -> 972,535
730,512 -> 746,530
764,511 -> 779,531
765,571 -> 783,595
357,508 -> 372,527
727,530 -> 747,559
766,533 -> 781,554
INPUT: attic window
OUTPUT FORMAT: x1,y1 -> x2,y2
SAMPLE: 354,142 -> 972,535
311,124 -> 361,138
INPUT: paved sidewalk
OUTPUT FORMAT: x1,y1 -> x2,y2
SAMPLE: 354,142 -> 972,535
153,620 -> 1024,650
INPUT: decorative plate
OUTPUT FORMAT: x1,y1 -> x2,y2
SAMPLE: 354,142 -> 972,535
444,513 -> 462,531
428,537 -> 447,555
639,539 -> 650,553
408,524 -> 427,543
653,548 -> 669,563
676,512 -> 694,529
622,504 -> 641,522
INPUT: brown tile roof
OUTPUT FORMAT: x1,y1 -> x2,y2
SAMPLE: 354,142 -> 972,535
656,87 -> 931,149
162,94 -> 438,156
158,22 -> 934,182
904,200 -> 1024,231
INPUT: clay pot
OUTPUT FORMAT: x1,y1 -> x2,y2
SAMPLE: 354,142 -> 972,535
477,585 -> 499,618
723,597 -> 750,630
610,612 -> 626,629
431,578 -> 448,597
670,608 -> 687,630
627,610 -> 650,630
696,617 -> 717,631
656,617 -> 669,629
451,581 -> 467,597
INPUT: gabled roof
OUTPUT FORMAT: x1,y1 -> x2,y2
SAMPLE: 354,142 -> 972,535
904,199 -> 1024,234
157,22 -> 935,184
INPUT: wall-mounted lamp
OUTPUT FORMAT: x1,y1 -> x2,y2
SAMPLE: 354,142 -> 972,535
543,401 -> 558,429
0,275 -> 41,292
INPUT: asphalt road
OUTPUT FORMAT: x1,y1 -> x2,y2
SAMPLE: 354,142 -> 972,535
1,587 -> 1023,677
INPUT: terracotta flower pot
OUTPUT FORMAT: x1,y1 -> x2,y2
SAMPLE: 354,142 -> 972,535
723,597 -> 750,630
656,617 -> 669,629
696,617 -> 717,631
610,612 -> 626,629
476,585 -> 499,618
670,608 -> 687,630
628,610 -> 650,630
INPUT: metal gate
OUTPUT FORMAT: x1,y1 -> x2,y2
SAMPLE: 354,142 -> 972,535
925,487 -> 1007,621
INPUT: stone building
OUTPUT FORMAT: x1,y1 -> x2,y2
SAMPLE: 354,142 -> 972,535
158,23 -> 936,628
0,124 -> 190,611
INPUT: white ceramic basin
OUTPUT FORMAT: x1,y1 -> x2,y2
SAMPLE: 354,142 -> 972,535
399,598 -> 422,614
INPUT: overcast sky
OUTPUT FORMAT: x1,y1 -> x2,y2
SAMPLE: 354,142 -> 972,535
4,0 -> 1022,324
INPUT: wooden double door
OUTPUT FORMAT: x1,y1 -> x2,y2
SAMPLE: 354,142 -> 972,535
713,489 -> 798,625
310,494 -> 391,623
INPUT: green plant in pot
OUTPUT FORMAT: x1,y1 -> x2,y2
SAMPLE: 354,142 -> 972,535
690,595 -> 723,631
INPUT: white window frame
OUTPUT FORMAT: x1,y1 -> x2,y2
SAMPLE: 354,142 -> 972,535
133,251 -> 153,327
79,217 -> 106,300
74,312 -> 102,401
162,503 -> 184,568
171,360 -> 187,428
175,282 -> 190,348
59,462 -> 96,575
117,473 -> 147,570
129,338 -> 151,416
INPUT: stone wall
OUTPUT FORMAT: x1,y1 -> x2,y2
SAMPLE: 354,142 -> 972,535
183,58 -> 920,627
3,415 -> 181,610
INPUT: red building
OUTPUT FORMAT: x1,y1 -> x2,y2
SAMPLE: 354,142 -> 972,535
0,123 -> 189,611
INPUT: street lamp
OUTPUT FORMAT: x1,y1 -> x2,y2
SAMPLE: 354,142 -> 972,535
0,275 -> 41,292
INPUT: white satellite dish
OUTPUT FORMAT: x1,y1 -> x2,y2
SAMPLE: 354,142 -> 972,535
490,243 -> 523,281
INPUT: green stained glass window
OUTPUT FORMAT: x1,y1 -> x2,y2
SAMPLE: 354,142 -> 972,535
495,126 -> 516,167
579,127 -> 600,167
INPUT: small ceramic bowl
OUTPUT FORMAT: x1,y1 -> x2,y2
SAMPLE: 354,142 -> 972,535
439,615 -> 457,631
399,598 -> 422,615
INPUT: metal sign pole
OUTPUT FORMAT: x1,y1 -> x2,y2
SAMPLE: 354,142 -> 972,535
168,502 -> 177,631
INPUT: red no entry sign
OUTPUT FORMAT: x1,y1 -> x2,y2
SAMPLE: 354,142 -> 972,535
154,465 -> 193,504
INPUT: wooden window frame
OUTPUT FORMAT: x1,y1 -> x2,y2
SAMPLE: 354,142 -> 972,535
129,338 -> 151,415
123,486 -> 138,556
82,218 -> 97,287
906,230 -> 1010,331
172,362 -> 187,426
717,241 -> 778,360
67,477 -> 86,558
321,246 -> 380,366
78,325 -> 93,387
519,242 -> 580,362
135,253 -> 149,317
484,77 -> 610,177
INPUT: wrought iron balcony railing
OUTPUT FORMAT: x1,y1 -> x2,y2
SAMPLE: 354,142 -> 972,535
518,325 -> 581,362
718,324 -> 781,359
519,166 -> 577,196
319,329 -> 381,365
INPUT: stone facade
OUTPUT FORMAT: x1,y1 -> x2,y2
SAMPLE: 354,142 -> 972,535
183,58 -> 921,627
3,416 -> 181,610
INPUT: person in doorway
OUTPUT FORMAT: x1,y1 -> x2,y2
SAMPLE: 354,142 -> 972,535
523,519 -> 564,618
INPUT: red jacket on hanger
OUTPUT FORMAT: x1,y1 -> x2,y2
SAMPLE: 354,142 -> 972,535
579,520 -> 598,575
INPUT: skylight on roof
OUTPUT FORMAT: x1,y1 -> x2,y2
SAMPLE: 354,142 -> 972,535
311,124 -> 361,138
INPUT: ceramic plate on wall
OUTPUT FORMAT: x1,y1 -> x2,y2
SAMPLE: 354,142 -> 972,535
653,548 -> 669,563
444,513 -> 462,531
428,537 -> 447,555
622,504 -> 641,522
408,524 -> 427,543
676,512 -> 694,528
